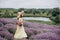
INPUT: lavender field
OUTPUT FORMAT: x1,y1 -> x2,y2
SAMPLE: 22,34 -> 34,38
0,18 -> 60,40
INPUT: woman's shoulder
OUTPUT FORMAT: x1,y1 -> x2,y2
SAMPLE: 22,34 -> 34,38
19,18 -> 23,21
19,18 -> 22,19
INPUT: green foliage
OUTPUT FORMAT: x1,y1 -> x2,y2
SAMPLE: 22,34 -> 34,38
0,11 -> 2,13
50,8 -> 60,24
0,8 -> 51,17
0,8 -> 60,19
18,8 -> 24,12
27,20 -> 54,25
0,8 -> 17,18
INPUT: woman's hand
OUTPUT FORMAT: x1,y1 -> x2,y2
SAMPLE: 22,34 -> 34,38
16,21 -> 22,26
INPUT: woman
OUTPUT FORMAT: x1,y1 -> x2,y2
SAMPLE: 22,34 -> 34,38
14,11 -> 27,39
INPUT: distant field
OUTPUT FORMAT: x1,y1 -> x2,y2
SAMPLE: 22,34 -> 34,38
27,20 -> 60,25
27,20 -> 53,25
0,13 -> 51,18
23,13 -> 51,17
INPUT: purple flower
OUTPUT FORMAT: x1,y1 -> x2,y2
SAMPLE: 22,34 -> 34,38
0,27 -> 8,31
0,31 -> 14,40
0,22 -> 4,27
4,24 -> 17,34
0,36 -> 6,40
0,18 -> 18,25
30,32 -> 60,40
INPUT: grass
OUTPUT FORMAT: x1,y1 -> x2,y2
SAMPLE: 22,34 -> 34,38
24,13 -> 48,17
27,20 -> 55,25
27,20 -> 60,25
0,13 -> 50,18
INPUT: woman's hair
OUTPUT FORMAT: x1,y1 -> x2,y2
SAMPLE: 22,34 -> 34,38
17,10 -> 24,18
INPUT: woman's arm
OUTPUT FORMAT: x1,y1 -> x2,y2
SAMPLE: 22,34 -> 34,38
17,18 -> 23,26
17,13 -> 20,19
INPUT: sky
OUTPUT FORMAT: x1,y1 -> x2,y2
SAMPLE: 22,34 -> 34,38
0,0 -> 60,9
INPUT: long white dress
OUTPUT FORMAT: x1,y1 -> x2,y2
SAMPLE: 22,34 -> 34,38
14,18 -> 27,39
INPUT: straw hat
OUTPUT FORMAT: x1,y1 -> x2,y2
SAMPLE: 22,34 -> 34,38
18,10 -> 24,15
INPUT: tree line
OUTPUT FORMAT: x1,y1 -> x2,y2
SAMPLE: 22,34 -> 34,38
0,8 -> 60,24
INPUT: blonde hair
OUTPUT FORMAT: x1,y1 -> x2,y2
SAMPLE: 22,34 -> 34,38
17,11 -> 24,18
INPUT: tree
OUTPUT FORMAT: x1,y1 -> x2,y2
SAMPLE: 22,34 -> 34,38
50,8 -> 60,24
3,10 -> 10,17
32,9 -> 36,15
0,11 -> 2,13
18,8 -> 24,12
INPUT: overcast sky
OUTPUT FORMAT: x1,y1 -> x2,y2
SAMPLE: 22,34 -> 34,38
0,0 -> 60,9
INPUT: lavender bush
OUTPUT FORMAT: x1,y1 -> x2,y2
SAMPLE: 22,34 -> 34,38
4,24 -> 17,34
0,27 -> 8,31
0,36 -> 6,40
0,31 -> 14,40
0,18 -> 17,25
30,32 -> 60,40
24,20 -> 60,40
0,18 -> 60,40
0,22 -> 4,27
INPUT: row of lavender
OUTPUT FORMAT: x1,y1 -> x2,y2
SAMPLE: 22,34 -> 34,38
0,18 -> 18,40
0,18 -> 60,40
24,21 -> 60,40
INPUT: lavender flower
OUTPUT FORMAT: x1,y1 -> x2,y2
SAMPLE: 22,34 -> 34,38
0,22 -> 4,27
0,18 -> 60,40
0,27 -> 8,31
30,32 -> 60,40
0,18 -> 18,25
4,24 -> 17,34
0,31 -> 14,40
0,36 -> 6,40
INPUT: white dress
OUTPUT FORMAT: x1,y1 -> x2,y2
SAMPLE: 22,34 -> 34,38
14,18 -> 27,39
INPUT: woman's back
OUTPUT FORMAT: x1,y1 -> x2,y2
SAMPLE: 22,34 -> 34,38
17,18 -> 23,26
14,11 -> 27,39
